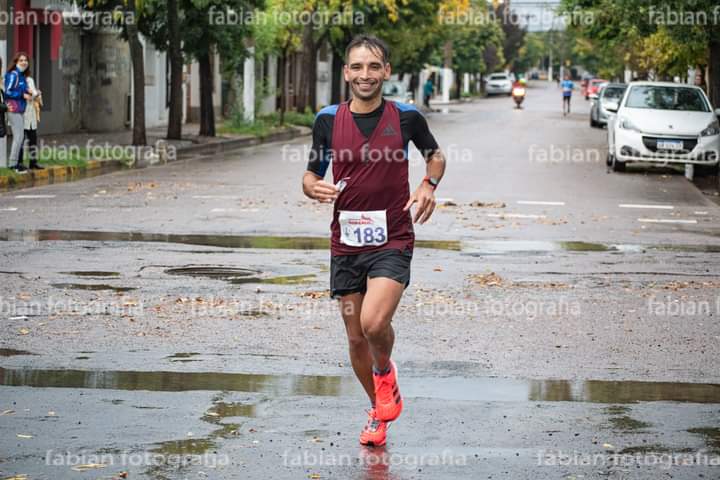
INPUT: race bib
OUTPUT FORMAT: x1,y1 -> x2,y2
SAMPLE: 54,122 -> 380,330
339,210 -> 388,247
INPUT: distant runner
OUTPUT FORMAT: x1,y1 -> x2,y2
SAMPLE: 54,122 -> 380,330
302,35 -> 446,447
561,74 -> 574,116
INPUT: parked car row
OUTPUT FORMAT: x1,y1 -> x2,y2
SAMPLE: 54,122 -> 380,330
594,81 -> 720,184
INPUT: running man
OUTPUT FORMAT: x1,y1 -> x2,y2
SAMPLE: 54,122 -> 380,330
302,35 -> 446,447
561,74 -> 574,116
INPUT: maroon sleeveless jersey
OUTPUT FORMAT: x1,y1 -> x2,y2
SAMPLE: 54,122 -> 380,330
329,100 -> 414,256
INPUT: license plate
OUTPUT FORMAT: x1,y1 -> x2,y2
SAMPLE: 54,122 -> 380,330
657,140 -> 683,151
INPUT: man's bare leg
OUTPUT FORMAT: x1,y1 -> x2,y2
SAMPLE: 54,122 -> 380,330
360,277 -> 405,371
339,292 -> 375,404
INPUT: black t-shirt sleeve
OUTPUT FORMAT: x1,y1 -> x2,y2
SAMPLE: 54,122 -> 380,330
402,110 -> 439,160
306,113 -> 333,178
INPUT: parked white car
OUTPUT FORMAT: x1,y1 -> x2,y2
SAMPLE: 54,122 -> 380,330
484,73 -> 512,96
607,82 -> 720,178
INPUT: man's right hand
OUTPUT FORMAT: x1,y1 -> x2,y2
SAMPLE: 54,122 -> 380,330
311,180 -> 339,203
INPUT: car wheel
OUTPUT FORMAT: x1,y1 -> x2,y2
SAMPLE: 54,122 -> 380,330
590,117 -> 598,128
612,154 -> 626,172
606,152 -> 613,167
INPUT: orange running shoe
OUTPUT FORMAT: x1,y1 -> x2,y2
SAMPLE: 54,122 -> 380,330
359,408 -> 388,446
373,359 -> 403,422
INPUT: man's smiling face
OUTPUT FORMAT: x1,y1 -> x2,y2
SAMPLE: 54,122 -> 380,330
344,45 -> 391,102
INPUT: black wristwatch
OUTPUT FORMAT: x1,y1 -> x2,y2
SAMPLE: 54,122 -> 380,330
423,176 -> 439,190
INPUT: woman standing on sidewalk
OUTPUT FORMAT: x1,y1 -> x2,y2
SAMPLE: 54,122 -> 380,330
20,66 -> 44,170
4,52 -> 32,173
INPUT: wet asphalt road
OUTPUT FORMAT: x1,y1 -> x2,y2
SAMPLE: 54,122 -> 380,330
1,82 -> 720,479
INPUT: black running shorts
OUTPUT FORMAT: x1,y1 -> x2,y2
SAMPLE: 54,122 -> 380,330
330,248 -> 412,299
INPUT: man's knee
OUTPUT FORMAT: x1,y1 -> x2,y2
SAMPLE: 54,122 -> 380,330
360,312 -> 390,340
347,333 -> 368,352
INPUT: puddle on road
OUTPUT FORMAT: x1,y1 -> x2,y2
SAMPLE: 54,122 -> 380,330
608,415 -> 652,432
0,348 -> 37,357
51,283 -> 137,293
2,367 -> 720,404
61,271 -> 121,277
0,229 -> 460,251
164,266 -> 317,286
2,228 -> 718,255
687,427 -> 720,453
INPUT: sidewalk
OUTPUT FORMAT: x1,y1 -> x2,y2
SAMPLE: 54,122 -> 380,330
0,122 -> 310,190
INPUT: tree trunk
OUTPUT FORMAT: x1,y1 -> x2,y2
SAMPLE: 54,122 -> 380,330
126,0 -> 146,146
296,24 -> 314,111
709,38 -> 720,109
198,52 -> 215,137
278,48 -> 287,125
331,50 -> 343,104
166,0 -> 183,140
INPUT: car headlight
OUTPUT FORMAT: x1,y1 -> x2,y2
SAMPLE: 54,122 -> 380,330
700,120 -> 720,137
619,117 -> 641,133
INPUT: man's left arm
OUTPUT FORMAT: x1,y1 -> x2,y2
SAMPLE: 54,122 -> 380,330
403,110 -> 446,224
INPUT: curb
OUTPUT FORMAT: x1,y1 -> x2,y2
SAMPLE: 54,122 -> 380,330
0,161 -> 125,189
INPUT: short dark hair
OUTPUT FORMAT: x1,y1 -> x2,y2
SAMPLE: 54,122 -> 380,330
345,35 -> 389,64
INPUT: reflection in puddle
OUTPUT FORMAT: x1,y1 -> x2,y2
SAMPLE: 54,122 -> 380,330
164,265 -> 316,285
688,427 -> 720,453
51,283 -> 136,293
0,348 -> 37,357
2,367 -> 719,404
3,228 -> 719,254
61,271 -> 121,277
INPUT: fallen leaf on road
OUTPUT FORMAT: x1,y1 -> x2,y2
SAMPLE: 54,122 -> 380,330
470,201 -> 506,208
16,434 -> 33,439
1,409 -> 15,415
18,328 -> 30,335
3,475 -> 28,480
71,463 -> 107,471
469,272 -> 504,287
298,290 -> 329,299
602,443 -> 615,450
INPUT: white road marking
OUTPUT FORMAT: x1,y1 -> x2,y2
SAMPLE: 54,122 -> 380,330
517,200 -> 565,206
15,194 -> 56,199
487,213 -> 546,219
0,207 -> 18,211
436,198 -> 454,203
637,218 -> 697,224
694,211 -> 709,215
619,204 -> 674,210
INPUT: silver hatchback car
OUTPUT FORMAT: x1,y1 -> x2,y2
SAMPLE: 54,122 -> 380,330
590,83 -> 626,128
